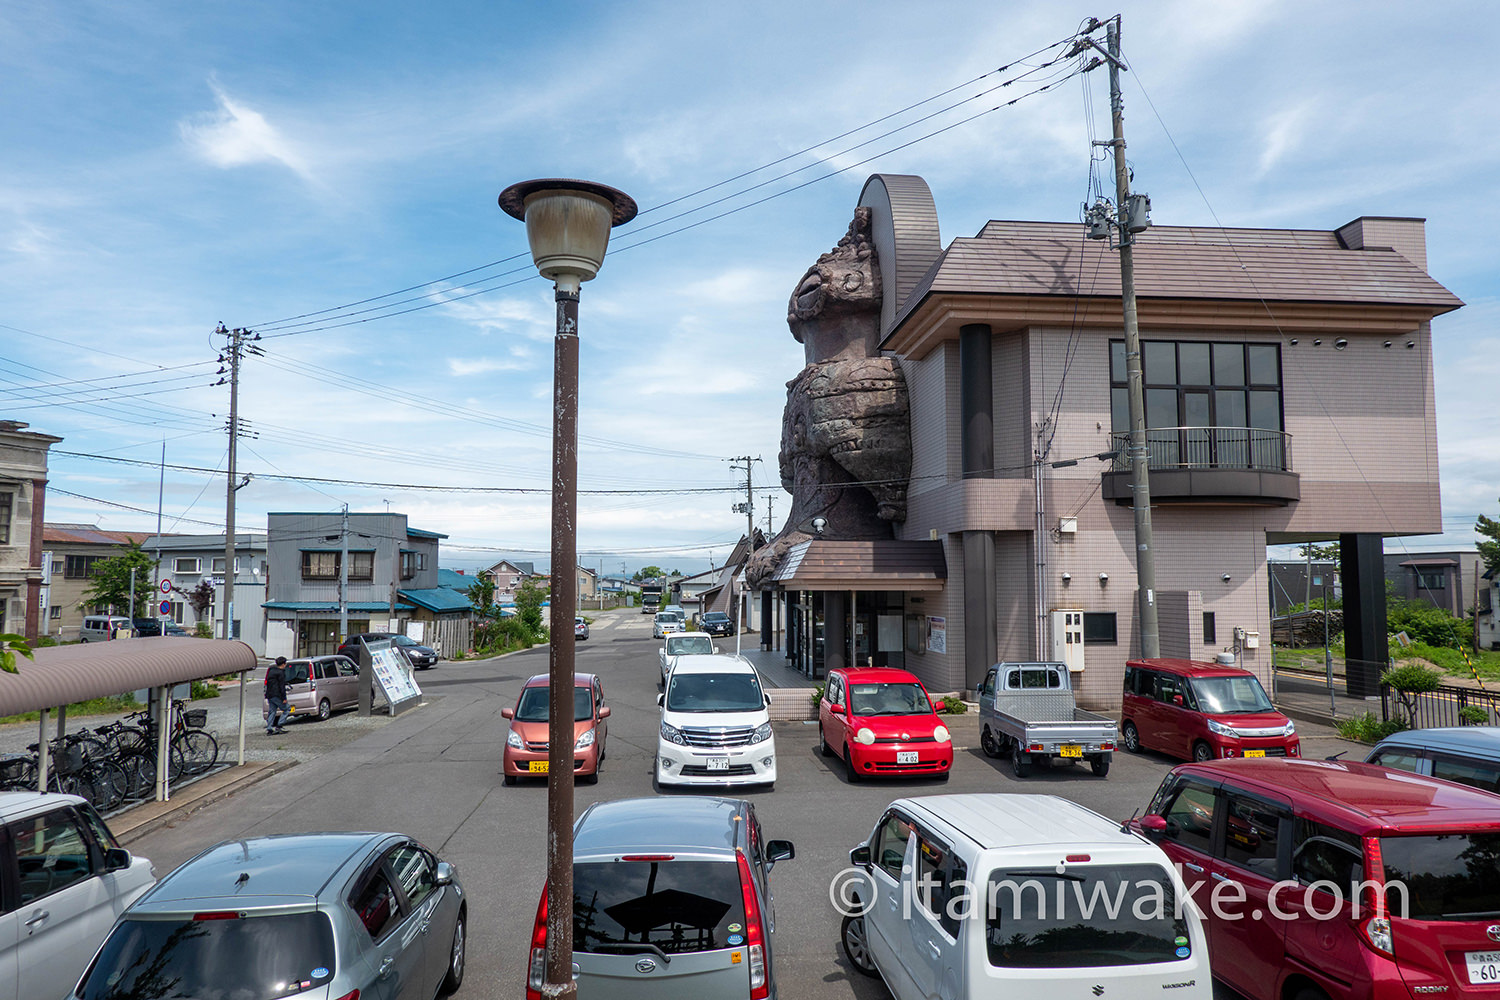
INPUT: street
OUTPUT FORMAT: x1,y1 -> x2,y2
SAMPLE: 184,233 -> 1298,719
127,608 -> 1351,999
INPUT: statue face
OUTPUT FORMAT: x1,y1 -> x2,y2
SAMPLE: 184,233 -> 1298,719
787,207 -> 881,362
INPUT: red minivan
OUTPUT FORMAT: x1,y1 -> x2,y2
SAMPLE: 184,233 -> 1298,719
1123,657 -> 1299,762
1136,758 -> 1500,1000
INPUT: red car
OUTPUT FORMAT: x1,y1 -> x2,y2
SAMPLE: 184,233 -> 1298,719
1123,657 -> 1299,762
818,667 -> 952,782
1137,758 -> 1500,1000
501,673 -> 610,785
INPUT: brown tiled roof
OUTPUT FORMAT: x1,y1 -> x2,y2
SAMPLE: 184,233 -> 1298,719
43,523 -> 155,546
891,222 -> 1462,333
771,539 -> 947,591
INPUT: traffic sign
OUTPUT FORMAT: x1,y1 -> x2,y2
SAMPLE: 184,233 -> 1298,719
160,579 -> 172,594
159,600 -> 172,615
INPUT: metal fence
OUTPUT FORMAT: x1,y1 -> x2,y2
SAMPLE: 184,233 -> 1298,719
1381,681 -> 1500,729
1110,427 -> 1292,473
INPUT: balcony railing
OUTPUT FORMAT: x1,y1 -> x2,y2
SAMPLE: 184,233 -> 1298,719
1109,427 -> 1293,473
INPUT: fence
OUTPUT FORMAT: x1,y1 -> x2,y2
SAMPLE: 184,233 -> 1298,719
1381,681 -> 1500,729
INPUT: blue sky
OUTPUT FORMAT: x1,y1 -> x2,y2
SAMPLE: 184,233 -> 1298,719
3,1 -> 1494,575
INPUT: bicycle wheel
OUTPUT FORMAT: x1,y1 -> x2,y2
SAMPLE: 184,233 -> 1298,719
89,760 -> 130,812
122,750 -> 157,799
174,730 -> 220,776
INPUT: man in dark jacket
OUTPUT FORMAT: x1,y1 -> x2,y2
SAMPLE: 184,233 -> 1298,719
264,656 -> 290,734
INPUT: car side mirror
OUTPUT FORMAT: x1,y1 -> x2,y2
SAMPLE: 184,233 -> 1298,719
598,706 -> 611,719
1139,815 -> 1168,839
765,840 -> 795,872
435,861 -> 455,887
501,707 -> 514,720
656,693 -> 665,707
1173,694 -> 1184,707
849,843 -> 871,868
764,694 -> 772,707
712,645 -> 720,654
828,702 -> 844,714
103,847 -> 132,872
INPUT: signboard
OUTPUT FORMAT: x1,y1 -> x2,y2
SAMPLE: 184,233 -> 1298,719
160,579 -> 172,594
160,600 -> 172,615
926,616 -> 947,655
366,640 -> 421,714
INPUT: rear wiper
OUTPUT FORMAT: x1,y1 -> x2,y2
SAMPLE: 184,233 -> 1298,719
1442,910 -> 1500,919
587,942 -> 672,964
1002,869 -> 1086,882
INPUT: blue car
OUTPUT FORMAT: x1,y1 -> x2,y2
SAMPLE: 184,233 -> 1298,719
1365,725 -> 1500,793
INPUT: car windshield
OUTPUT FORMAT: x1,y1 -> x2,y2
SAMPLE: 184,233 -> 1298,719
668,636 -> 714,656
77,911 -> 336,1000
574,859 -> 745,955
849,682 -> 931,716
391,635 -> 417,647
1380,832 -> 1500,920
1190,675 -> 1273,714
702,613 -> 729,622
986,864 -> 1191,968
515,686 -> 594,722
666,672 -> 765,713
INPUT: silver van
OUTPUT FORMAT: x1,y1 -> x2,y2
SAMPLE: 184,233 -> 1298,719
528,796 -> 794,998
263,655 -> 362,722
79,615 -> 132,642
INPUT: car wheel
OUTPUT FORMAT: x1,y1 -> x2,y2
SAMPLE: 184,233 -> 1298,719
934,769 -> 950,782
441,910 -> 466,994
1192,741 -> 1215,763
844,746 -> 862,784
980,725 -> 1001,758
1011,746 -> 1032,779
1091,755 -> 1111,777
580,770 -> 598,785
819,727 -> 832,757
502,773 -> 517,786
1123,721 -> 1141,753
317,698 -> 331,721
841,913 -> 880,977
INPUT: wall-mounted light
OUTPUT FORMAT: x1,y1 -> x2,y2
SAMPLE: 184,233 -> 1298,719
1334,338 -> 1348,350
1098,572 -> 1109,585
1288,338 -> 1298,345
811,516 -> 828,536
1406,341 -> 1416,349
1061,572 -> 1072,585
1221,573 -> 1231,582
1313,339 -> 1322,346
1383,341 -> 1392,348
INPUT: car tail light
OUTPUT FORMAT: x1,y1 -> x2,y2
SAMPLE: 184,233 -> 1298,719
1027,743 -> 1042,752
1101,742 -> 1116,751
737,849 -> 768,999
1066,854 -> 1091,863
526,882 -> 548,1000
191,911 -> 241,920
1361,915 -> 1394,957
1362,836 -> 1387,920
334,992 -> 360,1000
621,855 -> 675,861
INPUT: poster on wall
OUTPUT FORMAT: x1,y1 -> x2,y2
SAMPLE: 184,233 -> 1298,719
366,640 -> 422,714
926,616 -> 946,654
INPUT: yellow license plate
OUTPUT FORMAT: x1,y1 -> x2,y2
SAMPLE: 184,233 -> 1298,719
528,760 -> 549,773
1244,749 -> 1266,758
1059,745 -> 1083,758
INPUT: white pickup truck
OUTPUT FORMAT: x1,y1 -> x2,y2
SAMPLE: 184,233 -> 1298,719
658,631 -> 718,686
977,661 -> 1118,777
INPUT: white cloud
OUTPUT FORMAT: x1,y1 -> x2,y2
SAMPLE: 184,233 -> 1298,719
1256,101 -> 1315,178
447,356 -> 526,377
179,81 -> 315,182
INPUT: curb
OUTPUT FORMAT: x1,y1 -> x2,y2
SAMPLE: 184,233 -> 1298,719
114,759 -> 298,845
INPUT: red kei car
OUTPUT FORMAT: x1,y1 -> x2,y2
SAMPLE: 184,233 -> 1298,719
1123,657 -> 1300,762
1136,758 -> 1500,1000
501,672 -> 610,785
818,667 -> 952,782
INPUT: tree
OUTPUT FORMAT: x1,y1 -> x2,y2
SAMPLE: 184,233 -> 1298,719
632,566 -> 665,582
186,580 -> 215,618
465,576 -> 499,618
1478,498 -> 1500,575
0,634 -> 33,674
81,542 -> 155,616
514,579 -> 548,636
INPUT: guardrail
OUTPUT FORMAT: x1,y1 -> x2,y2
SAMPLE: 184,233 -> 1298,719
1109,427 -> 1293,473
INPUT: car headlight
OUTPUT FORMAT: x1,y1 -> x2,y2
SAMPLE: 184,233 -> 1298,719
506,730 -> 524,749
748,722 -> 773,745
933,725 -> 951,743
1283,720 -> 1296,737
855,727 -> 876,746
575,729 -> 596,751
660,722 -> 688,746
1206,719 -> 1235,738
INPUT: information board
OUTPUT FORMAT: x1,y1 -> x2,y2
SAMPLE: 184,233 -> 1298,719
365,639 -> 422,713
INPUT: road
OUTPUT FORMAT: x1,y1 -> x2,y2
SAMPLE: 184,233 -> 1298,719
129,607 -> 1351,999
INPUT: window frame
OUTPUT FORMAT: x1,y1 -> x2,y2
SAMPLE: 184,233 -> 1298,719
301,550 -> 340,580
173,557 -> 202,574
1082,612 -> 1117,645
0,490 -> 11,545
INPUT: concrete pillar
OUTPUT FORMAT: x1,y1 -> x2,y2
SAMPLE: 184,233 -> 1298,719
1340,533 -> 1388,697
824,591 -> 848,674
963,532 -> 998,691
760,589 -> 773,651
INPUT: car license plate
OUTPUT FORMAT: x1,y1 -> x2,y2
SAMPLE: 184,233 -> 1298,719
1059,744 -> 1083,758
1467,951 -> 1500,985
528,760 -> 548,773
1244,749 -> 1266,758
897,751 -> 918,764
706,757 -> 730,771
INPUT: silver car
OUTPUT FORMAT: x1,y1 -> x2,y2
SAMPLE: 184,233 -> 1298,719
528,796 -> 793,998
71,832 -> 465,1000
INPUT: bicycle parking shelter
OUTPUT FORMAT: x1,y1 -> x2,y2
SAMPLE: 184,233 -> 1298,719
0,638 -> 258,803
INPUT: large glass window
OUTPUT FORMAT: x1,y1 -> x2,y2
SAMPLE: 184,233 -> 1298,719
573,860 -> 746,956
301,551 -> 338,580
1110,339 -> 1283,470
1380,833 -> 1500,921
12,808 -> 95,903
0,491 -> 11,544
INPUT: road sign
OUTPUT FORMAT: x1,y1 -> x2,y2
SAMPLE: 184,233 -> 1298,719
160,579 -> 172,594
159,600 -> 172,615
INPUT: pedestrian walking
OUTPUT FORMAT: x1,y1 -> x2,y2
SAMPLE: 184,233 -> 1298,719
265,656 -> 290,734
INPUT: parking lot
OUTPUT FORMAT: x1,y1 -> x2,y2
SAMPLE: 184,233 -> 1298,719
116,608 -> 1353,999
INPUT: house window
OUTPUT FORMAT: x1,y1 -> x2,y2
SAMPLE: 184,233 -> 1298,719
65,554 -> 103,579
1083,612 -> 1118,645
348,551 -> 374,581
1203,612 -> 1217,645
0,491 -> 11,544
302,551 -> 339,580
49,605 -> 61,620
1110,339 -> 1284,471
1416,570 -> 1446,590
211,557 -> 245,574
401,551 -> 421,580
174,557 -> 201,574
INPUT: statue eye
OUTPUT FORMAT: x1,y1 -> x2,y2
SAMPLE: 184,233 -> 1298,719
842,272 -> 863,292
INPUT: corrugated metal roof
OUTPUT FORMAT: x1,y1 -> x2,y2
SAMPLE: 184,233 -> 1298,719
262,602 -> 416,611
397,588 -> 473,613
43,523 -> 156,546
0,638 -> 257,716
406,528 -> 448,539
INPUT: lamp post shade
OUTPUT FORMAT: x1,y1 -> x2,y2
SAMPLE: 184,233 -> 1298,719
498,178 -> 638,287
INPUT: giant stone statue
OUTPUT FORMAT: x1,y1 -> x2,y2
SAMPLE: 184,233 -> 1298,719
745,206 -> 912,588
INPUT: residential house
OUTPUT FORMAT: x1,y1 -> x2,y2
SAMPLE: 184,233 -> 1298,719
1,422 -> 60,640
42,523 -> 153,639
1383,548 -> 1486,620
140,533 -> 268,654
481,559 -> 534,601
1267,559 -> 1340,615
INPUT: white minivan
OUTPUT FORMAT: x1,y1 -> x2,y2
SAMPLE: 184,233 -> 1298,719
841,794 -> 1211,1000
655,654 -> 776,789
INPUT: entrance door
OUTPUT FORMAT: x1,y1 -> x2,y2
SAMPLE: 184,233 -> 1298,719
298,621 -> 338,657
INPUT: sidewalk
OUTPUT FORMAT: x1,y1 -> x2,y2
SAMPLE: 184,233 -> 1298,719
1271,668 -> 1383,727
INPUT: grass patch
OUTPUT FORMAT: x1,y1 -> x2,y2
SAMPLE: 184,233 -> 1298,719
1335,711 -> 1408,744
0,693 -> 143,725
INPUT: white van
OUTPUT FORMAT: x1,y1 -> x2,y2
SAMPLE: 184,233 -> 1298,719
79,615 -> 132,642
655,654 -> 776,789
841,794 -> 1211,1000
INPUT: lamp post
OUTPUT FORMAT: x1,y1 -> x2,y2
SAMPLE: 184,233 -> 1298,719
499,178 -> 636,998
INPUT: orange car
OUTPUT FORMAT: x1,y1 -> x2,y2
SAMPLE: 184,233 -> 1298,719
501,673 -> 610,785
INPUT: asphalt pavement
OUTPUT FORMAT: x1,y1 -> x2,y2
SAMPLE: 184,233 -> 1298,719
117,608 -> 1355,1000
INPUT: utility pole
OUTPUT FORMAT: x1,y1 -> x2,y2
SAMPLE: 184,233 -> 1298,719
215,325 -> 260,643
728,456 -> 759,639
339,504 -> 349,640
1082,16 -> 1158,658
765,493 -> 777,537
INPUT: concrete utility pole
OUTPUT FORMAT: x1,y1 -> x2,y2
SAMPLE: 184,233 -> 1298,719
216,325 -> 260,643
339,504 -> 349,640
1083,16 -> 1158,658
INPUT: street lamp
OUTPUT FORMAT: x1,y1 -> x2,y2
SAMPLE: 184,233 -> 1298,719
499,178 -> 636,999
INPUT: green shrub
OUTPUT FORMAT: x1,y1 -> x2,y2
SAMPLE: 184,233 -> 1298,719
194,621 -> 213,638
811,684 -> 825,707
937,696 -> 968,715
1387,597 -> 1472,648
1459,705 -> 1490,726
1335,711 -> 1410,743
190,679 -> 221,700
1382,663 -> 1442,693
